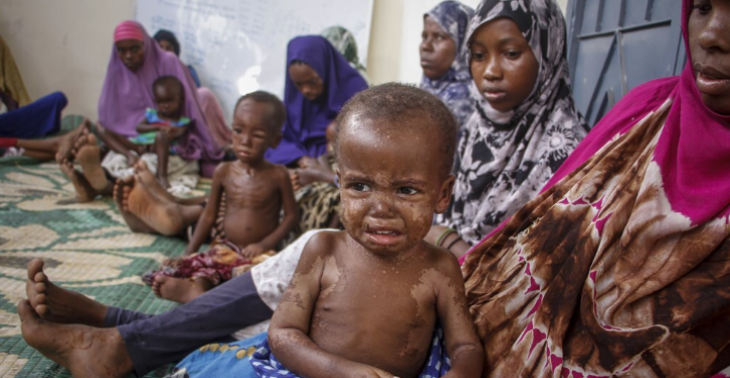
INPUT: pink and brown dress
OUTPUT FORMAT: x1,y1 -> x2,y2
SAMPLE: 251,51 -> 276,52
462,1 -> 730,377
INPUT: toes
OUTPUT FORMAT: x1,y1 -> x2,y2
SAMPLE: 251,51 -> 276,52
27,259 -> 45,281
17,300 -> 39,323
36,304 -> 50,317
34,271 -> 48,284
35,282 -> 48,295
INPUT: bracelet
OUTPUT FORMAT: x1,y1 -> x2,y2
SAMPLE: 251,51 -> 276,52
444,234 -> 462,250
435,228 -> 456,247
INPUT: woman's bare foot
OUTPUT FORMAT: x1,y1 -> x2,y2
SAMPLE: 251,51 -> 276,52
55,118 -> 91,163
75,134 -> 109,191
59,159 -> 96,203
113,177 -> 157,234
18,300 -> 133,378
134,160 -> 177,202
126,175 -> 184,236
25,259 -> 108,327
152,276 -> 211,304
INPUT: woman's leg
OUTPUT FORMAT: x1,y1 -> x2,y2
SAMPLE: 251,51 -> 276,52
16,136 -> 61,153
23,258 -> 272,377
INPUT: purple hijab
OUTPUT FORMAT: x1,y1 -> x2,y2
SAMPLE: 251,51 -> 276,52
265,35 -> 368,165
98,21 -> 223,162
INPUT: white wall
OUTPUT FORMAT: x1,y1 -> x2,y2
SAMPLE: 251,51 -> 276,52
0,0 -> 567,119
0,0 -> 135,120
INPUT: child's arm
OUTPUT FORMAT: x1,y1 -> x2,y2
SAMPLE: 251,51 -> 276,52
240,165 -> 299,258
162,119 -> 192,140
435,251 -> 485,378
268,234 -> 395,378
184,164 -> 226,255
136,122 -> 165,133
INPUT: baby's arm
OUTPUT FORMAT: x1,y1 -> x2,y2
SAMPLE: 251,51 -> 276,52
434,251 -> 484,378
184,164 -> 226,255
136,122 -> 164,133
241,165 -> 299,257
268,233 -> 394,378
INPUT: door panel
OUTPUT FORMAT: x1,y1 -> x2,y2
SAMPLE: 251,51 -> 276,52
566,0 -> 685,127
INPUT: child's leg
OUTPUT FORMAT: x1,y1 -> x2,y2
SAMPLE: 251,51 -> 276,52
96,124 -> 143,163
154,132 -> 170,188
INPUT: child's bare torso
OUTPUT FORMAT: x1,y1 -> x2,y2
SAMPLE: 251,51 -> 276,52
307,232 -> 451,378
219,162 -> 285,249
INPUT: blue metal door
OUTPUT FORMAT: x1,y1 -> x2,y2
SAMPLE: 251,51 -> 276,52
566,0 -> 686,127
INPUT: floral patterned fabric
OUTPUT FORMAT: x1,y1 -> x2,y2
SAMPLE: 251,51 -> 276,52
143,240 -> 252,286
442,0 -> 588,245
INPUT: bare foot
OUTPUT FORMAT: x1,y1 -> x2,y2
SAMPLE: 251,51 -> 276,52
126,175 -> 184,236
134,160 -> 177,202
18,299 -> 133,378
75,134 -> 109,191
113,177 -> 157,234
153,276 -> 211,304
25,259 -> 108,327
59,159 -> 96,203
55,118 -> 91,163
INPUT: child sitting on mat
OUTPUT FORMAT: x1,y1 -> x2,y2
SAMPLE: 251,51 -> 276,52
143,91 -> 298,304
134,75 -> 192,188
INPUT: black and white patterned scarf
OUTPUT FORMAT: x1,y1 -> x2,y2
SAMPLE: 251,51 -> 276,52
444,0 -> 588,245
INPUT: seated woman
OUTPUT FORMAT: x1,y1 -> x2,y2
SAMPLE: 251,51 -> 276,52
431,0 -> 588,255
18,1 -> 730,377
265,35 -> 367,166
154,29 -> 232,155
59,20 -> 223,202
419,1 -> 475,132
0,35 -> 71,160
460,0 -> 730,375
281,28 -> 370,233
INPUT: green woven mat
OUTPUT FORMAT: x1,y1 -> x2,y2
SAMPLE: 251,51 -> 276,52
0,158 -> 211,377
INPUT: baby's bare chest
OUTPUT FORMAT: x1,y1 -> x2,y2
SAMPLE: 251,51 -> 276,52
317,264 -> 438,327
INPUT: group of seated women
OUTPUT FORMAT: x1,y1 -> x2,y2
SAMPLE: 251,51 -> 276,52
8,0 -> 730,376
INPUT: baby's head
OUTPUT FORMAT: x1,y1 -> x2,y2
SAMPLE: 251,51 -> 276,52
152,76 -> 185,118
334,83 -> 457,256
231,91 -> 286,164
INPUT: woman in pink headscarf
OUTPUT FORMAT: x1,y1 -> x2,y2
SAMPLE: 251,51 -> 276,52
59,20 -> 223,201
461,0 -> 730,376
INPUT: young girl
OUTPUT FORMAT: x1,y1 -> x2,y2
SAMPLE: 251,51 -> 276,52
134,76 -> 192,188
439,0 -> 589,246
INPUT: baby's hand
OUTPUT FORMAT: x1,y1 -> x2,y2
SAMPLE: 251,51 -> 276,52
241,243 -> 266,258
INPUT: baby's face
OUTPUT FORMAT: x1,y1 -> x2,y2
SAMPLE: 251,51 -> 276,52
231,99 -> 277,164
337,116 -> 453,257
153,84 -> 182,118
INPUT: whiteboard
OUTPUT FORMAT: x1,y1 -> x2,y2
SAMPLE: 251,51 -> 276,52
136,0 -> 373,123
